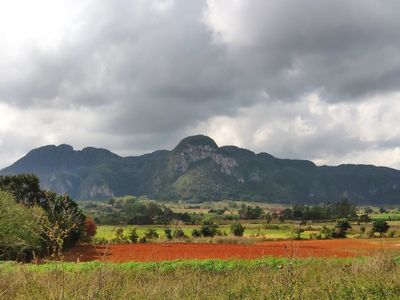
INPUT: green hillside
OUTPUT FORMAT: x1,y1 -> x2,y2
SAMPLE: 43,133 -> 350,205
1,135 -> 400,204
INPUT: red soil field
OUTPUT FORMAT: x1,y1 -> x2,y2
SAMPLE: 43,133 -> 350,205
65,239 -> 400,263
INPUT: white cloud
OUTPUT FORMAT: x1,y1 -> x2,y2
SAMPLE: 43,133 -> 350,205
0,0 -> 399,170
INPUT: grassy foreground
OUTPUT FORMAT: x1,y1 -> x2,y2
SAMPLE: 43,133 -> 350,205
1,256 -> 400,299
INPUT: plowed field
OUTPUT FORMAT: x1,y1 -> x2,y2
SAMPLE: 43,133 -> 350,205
65,239 -> 400,262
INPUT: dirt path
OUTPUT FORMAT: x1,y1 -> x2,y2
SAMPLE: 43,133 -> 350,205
65,239 -> 400,262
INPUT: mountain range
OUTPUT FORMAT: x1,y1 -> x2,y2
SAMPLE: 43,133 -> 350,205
1,135 -> 400,204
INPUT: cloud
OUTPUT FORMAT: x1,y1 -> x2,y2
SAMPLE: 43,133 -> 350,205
0,0 -> 399,169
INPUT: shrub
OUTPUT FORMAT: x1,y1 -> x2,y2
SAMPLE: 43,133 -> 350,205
191,229 -> 201,237
290,226 -> 304,240
230,222 -> 245,236
321,226 -> 333,239
200,219 -> 219,237
332,218 -> 351,238
129,228 -> 139,243
144,228 -> 159,240
173,228 -> 186,238
84,217 -> 97,237
372,220 -> 390,237
114,228 -> 125,243
0,191 -> 45,261
0,175 -> 86,258
164,228 -> 173,240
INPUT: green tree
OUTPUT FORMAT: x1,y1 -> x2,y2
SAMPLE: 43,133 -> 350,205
332,218 -> 351,238
41,193 -> 85,255
173,228 -> 186,238
191,229 -> 201,237
200,219 -> 219,237
364,207 -> 373,214
164,228 -> 173,240
129,228 -> 139,243
230,222 -> 245,236
372,220 -> 390,237
144,228 -> 159,240
0,191 -> 45,261
0,174 -> 43,206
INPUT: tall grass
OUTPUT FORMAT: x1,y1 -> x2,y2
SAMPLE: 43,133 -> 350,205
1,256 -> 400,299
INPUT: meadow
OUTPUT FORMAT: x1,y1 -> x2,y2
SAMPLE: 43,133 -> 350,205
94,223 -> 315,242
1,255 -> 400,299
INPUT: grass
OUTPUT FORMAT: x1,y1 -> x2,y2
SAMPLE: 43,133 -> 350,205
1,255 -> 400,299
370,213 -> 400,221
95,224 -> 300,242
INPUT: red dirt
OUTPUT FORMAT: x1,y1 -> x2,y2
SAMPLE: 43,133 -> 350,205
65,239 -> 400,263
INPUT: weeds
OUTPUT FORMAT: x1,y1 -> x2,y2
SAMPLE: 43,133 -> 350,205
1,256 -> 400,299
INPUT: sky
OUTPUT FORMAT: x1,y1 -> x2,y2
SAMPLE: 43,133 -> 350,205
0,0 -> 400,169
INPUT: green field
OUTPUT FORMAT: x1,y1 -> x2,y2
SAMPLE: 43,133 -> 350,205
1,256 -> 400,299
94,224 -> 312,242
370,213 -> 400,221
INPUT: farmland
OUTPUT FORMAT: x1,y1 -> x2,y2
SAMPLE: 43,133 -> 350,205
2,176 -> 400,299
2,256 -> 400,299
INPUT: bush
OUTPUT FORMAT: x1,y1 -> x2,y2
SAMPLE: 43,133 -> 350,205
144,228 -> 159,240
290,226 -> 304,240
164,228 -> 173,240
191,229 -> 201,237
372,220 -> 390,237
332,218 -> 351,238
321,226 -> 333,239
114,228 -> 125,243
129,228 -> 139,243
230,222 -> 245,236
0,191 -> 45,261
83,217 -> 97,238
173,228 -> 186,238
0,175 -> 86,258
200,219 -> 219,237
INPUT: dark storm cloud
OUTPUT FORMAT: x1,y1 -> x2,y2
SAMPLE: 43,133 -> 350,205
0,0 -> 399,168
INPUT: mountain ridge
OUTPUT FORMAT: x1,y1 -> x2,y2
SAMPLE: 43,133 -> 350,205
1,135 -> 400,204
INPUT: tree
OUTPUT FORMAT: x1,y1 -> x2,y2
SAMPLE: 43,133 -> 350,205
164,228 -> 173,240
332,218 -> 351,238
281,208 -> 293,219
173,228 -> 186,238
230,222 -> 245,236
144,228 -> 159,240
0,175 -> 86,259
41,193 -> 85,255
0,191 -> 45,261
200,219 -> 219,237
358,214 -> 371,223
364,207 -> 373,214
0,174 -> 43,206
129,228 -> 139,243
191,229 -> 201,237
372,220 -> 389,237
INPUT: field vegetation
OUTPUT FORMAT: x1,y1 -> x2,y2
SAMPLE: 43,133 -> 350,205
1,255 -> 400,299
2,175 -> 400,299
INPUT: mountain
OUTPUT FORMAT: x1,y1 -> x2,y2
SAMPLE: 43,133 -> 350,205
1,135 -> 400,204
